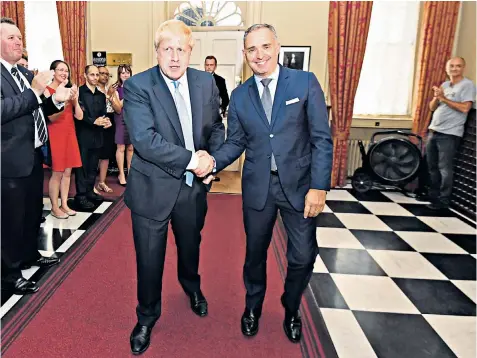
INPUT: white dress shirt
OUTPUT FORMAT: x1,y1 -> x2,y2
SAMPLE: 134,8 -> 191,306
1,58 -> 62,148
160,69 -> 198,169
254,64 -> 280,105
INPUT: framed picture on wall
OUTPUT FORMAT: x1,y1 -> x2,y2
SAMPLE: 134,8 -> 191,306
278,46 -> 311,72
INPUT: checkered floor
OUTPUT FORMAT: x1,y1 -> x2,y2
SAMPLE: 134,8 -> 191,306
311,188 -> 476,358
0,197 -> 113,319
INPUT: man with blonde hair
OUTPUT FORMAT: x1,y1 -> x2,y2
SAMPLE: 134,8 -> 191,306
123,19 -> 224,354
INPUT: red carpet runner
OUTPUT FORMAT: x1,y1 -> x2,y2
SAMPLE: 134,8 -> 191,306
3,195 -> 302,357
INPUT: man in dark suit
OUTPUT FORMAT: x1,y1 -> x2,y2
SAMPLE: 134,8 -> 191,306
204,55 -> 229,116
1,17 -> 75,294
123,20 -> 224,355
209,24 -> 333,343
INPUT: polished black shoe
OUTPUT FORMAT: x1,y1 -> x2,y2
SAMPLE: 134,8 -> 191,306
86,192 -> 104,202
241,309 -> 260,337
1,277 -> 39,295
189,291 -> 208,317
426,202 -> 449,210
130,323 -> 152,355
21,256 -> 60,270
75,196 -> 95,210
281,295 -> 302,343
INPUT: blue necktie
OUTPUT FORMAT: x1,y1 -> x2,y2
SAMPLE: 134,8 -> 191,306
173,81 -> 194,187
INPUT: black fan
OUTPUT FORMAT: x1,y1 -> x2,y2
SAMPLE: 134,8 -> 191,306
352,131 -> 423,193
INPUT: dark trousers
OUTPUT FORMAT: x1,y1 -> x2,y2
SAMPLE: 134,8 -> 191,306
131,179 -> 208,327
1,149 -> 43,281
243,174 -> 318,315
426,131 -> 461,204
75,145 -> 100,198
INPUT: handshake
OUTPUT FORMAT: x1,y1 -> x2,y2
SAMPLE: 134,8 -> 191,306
191,150 -> 215,185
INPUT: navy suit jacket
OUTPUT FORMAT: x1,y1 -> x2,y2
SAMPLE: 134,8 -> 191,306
212,66 -> 333,212
123,66 -> 225,221
1,64 -> 59,178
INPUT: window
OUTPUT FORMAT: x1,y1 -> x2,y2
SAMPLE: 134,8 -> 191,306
24,0 -> 64,71
174,1 -> 243,27
353,2 -> 420,116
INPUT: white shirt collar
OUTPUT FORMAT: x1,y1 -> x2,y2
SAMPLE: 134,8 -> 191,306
254,64 -> 280,87
160,67 -> 189,89
1,58 -> 17,73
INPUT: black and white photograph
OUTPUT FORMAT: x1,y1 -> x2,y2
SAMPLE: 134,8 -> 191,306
278,46 -> 311,71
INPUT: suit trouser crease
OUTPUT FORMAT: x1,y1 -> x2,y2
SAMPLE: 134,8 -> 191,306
1,149 -> 43,280
426,132 -> 461,203
243,175 -> 318,315
75,145 -> 100,197
132,180 -> 207,327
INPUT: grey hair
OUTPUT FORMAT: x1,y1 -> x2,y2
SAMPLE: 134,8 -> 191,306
243,24 -> 278,44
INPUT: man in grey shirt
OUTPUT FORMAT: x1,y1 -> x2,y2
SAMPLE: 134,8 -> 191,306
426,56 -> 475,209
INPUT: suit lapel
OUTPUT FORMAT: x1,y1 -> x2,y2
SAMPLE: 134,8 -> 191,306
18,65 -> 33,84
151,66 -> 185,146
187,69 -> 203,150
1,64 -> 21,95
248,78 -> 270,128
270,66 -> 290,129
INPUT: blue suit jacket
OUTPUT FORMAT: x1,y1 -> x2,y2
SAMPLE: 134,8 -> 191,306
123,66 -> 225,221
212,66 -> 333,212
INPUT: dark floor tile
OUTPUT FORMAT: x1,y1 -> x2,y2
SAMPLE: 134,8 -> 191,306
1,291 -> 14,305
399,203 -> 459,218
37,228 -> 76,251
353,311 -> 457,358
422,253 -> 476,280
326,201 -> 371,214
316,213 -> 346,228
351,230 -> 415,251
77,213 -> 102,231
319,248 -> 386,276
67,198 -> 103,213
442,234 -> 476,254
309,273 -> 349,309
347,189 -> 393,202
377,216 -> 435,232
394,278 -> 476,316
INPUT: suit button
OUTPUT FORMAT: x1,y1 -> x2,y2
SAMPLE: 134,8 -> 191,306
267,155 -> 271,159
269,134 -> 274,138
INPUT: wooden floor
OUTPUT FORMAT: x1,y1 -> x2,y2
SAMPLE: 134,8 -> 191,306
210,171 -> 241,194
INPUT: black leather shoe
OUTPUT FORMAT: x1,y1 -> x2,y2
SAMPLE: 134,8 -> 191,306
1,277 -> 39,295
281,295 -> 302,343
130,323 -> 152,355
189,291 -> 208,317
75,197 -> 95,210
241,309 -> 260,337
86,192 -> 104,202
21,256 -> 60,270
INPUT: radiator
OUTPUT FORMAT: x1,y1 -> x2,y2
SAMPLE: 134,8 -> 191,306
347,139 -> 371,177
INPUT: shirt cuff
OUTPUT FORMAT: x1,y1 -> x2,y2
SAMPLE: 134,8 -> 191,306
51,93 -> 65,109
212,156 -> 217,173
186,152 -> 198,170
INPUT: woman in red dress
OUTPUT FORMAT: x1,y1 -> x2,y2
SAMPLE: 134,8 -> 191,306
44,60 -> 83,219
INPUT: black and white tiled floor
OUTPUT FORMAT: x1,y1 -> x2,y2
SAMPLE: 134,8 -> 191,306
0,197 -> 113,319
312,188 -> 476,358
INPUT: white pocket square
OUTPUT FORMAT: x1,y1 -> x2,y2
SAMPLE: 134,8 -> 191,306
286,98 -> 299,105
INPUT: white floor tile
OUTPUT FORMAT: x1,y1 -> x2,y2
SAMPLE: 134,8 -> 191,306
321,308 -> 378,358
331,274 -> 419,314
451,280 -> 476,303
368,250 -> 447,280
313,255 -> 329,273
326,190 -> 358,201
322,204 -> 332,213
0,295 -> 23,319
316,228 -> 365,249
21,266 -> 40,280
417,217 -> 476,235
335,213 -> 392,231
382,192 -> 428,204
395,232 -> 468,254
360,202 -> 414,216
94,201 -> 113,214
38,250 -> 56,257
424,315 -> 476,358
56,230 -> 86,253
43,212 -> 91,230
